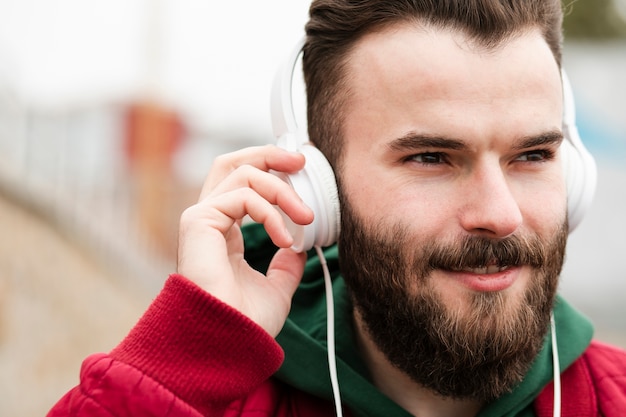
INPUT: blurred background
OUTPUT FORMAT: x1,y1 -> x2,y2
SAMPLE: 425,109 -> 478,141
0,1 -> 623,415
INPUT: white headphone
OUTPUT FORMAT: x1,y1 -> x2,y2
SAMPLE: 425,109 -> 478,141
560,71 -> 598,233
270,38 -> 341,252
271,38 -> 597,252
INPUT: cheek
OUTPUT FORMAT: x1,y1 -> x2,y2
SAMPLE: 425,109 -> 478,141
343,182 -> 458,251
515,175 -> 568,232
339,161 -> 391,216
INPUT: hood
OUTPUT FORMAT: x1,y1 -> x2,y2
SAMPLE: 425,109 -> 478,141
242,223 -> 594,417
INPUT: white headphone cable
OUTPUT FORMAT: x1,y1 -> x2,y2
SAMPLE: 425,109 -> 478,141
315,245 -> 344,417
550,314 -> 561,417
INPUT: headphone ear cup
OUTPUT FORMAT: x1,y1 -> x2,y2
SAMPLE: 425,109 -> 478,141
560,70 -> 597,233
275,143 -> 340,252
562,124 -> 597,233
299,144 -> 341,248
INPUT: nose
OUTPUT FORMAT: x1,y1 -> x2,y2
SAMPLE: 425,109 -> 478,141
458,162 -> 523,238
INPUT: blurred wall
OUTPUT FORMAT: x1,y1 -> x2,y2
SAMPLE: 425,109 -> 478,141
0,194 -> 150,416
559,40 -> 626,347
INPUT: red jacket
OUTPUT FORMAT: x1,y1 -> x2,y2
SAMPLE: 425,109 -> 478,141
48,275 -> 626,417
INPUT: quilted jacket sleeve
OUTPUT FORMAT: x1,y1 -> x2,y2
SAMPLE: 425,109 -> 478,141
534,340 -> 626,417
47,274 -> 285,417
585,340 -> 626,417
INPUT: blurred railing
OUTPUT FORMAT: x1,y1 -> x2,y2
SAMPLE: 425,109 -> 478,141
0,85 -> 177,295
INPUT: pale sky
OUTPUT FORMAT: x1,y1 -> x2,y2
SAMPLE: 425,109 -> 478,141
0,0 -> 311,135
0,0 -> 624,143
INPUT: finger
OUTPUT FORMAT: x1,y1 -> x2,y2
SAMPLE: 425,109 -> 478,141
192,188 -> 299,248
263,248 -> 308,335
267,248 -> 307,290
206,165 -> 314,226
200,145 -> 306,199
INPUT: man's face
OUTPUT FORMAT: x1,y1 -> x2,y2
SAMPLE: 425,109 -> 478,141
336,25 -> 568,400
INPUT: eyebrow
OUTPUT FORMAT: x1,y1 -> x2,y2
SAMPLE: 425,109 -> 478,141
387,130 -> 564,153
512,130 -> 564,151
387,133 -> 467,153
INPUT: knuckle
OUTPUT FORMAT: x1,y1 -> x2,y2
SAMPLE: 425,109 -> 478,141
179,204 -> 201,227
233,163 -> 256,176
212,153 -> 234,169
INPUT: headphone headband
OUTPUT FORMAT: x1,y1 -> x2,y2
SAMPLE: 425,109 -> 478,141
271,38 -> 306,147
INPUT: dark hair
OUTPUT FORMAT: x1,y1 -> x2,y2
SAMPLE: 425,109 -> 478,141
303,0 -> 564,170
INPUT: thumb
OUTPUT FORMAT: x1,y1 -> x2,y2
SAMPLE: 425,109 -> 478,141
266,248 -> 307,303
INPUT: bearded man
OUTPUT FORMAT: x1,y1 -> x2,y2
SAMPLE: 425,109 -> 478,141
50,1 -> 626,417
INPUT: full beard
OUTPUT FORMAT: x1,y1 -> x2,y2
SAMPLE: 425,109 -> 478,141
338,198 -> 568,402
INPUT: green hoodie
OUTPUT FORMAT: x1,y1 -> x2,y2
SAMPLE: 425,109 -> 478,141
242,223 -> 594,417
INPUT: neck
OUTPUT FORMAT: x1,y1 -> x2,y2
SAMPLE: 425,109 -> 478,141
353,310 -> 483,417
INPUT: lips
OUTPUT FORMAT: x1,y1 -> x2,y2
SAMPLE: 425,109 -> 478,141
423,235 -> 544,292
446,265 -> 519,292
459,265 -> 510,275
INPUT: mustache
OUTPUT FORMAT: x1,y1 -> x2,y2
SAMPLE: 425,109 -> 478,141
425,234 -> 547,271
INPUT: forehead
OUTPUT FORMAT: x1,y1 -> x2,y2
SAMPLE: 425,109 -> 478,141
340,23 -> 563,147
347,24 -> 560,98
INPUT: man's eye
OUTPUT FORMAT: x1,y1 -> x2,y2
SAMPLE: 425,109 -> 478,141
409,152 -> 446,164
516,149 -> 554,162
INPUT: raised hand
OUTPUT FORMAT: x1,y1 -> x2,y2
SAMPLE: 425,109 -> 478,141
176,145 -> 314,337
